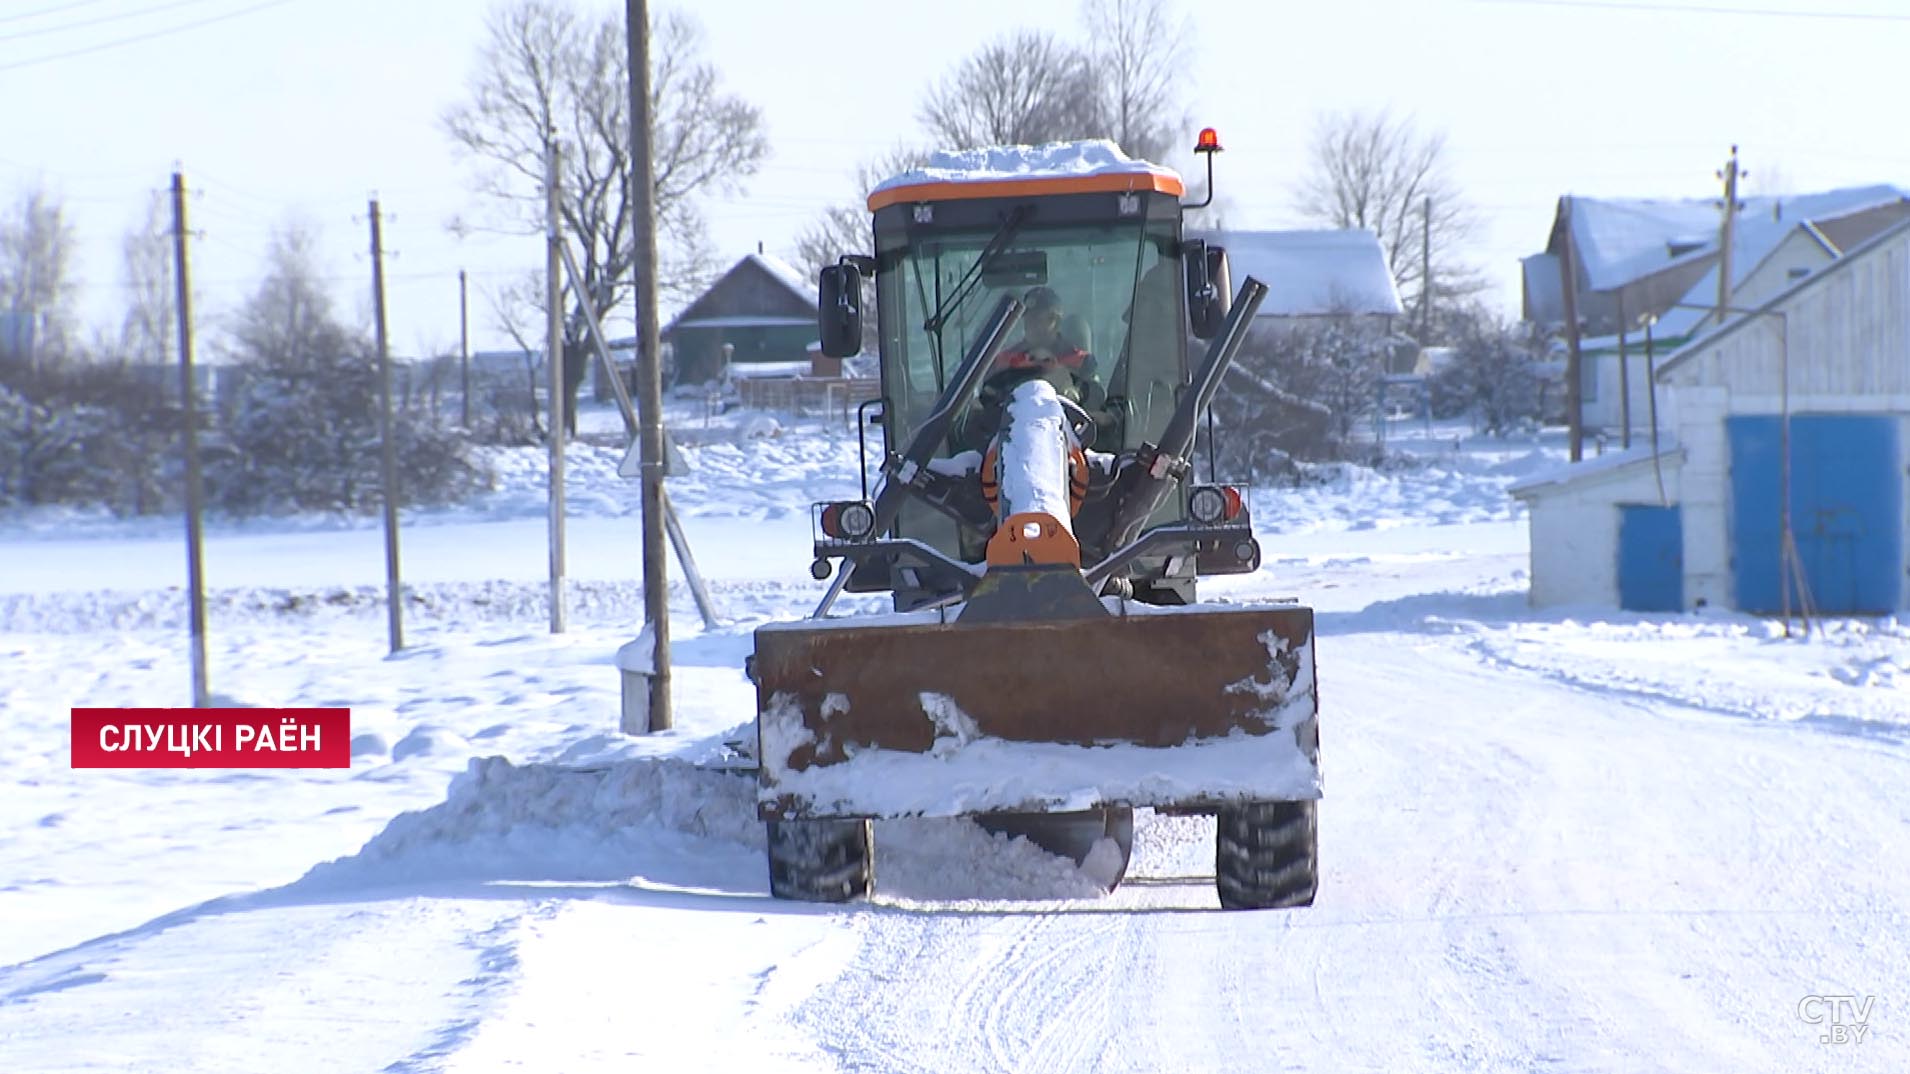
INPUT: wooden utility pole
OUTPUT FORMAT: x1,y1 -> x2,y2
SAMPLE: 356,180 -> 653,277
1716,146 -> 1743,324
1419,195 -> 1433,339
628,0 -> 672,730
369,198 -> 404,653
546,139 -> 568,635
1616,291 -> 1631,450
458,268 -> 471,428
1556,198 -> 1585,462
170,170 -> 209,708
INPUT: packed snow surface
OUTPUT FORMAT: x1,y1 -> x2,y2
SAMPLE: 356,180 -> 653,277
870,138 -> 1179,196
3,405 -> 1907,1072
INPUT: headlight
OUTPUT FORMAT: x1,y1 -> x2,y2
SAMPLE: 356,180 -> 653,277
820,500 -> 877,540
1188,485 -> 1244,525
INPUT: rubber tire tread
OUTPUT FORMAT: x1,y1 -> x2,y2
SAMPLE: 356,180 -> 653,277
1215,799 -> 1317,910
766,818 -> 873,902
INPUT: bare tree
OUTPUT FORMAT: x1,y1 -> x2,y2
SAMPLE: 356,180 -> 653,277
920,30 -> 1107,150
212,224 -> 484,513
0,184 -> 78,369
1296,110 -> 1483,335
1081,0 -> 1193,163
443,0 -> 767,435
117,191 -> 174,367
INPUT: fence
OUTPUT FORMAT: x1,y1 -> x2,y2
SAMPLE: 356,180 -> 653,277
735,376 -> 881,424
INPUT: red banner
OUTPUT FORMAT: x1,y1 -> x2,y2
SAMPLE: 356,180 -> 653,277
71,708 -> 352,769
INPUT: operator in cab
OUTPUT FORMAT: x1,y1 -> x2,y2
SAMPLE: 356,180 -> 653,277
951,286 -> 1117,452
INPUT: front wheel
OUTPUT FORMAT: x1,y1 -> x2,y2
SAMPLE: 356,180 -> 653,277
766,818 -> 873,903
1215,800 -> 1317,909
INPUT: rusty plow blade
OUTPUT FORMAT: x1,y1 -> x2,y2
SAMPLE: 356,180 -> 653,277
753,581 -> 1319,822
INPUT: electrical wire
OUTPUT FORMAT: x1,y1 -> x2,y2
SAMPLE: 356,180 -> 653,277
0,0 -> 115,27
1474,0 -> 1910,21
0,0 -> 298,73
0,0 -> 227,44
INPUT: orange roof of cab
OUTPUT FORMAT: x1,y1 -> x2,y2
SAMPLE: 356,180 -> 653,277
867,171 -> 1185,212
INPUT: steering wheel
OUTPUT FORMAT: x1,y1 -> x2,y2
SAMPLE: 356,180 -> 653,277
978,366 -> 1098,447
1056,394 -> 1097,448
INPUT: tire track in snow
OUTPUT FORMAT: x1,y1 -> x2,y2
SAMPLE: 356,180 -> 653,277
774,631 -> 1910,1072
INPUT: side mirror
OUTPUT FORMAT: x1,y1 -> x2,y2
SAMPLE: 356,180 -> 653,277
818,262 -> 864,358
1186,242 -> 1233,340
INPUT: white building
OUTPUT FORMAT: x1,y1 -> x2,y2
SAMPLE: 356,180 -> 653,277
1512,216 -> 1910,615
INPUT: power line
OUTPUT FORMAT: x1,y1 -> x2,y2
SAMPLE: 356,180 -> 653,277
1474,0 -> 1910,21
0,0 -> 114,27
0,0 -> 298,73
0,0 -> 227,44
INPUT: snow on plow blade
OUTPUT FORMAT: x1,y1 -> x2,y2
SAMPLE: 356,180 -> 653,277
753,593 -> 1319,821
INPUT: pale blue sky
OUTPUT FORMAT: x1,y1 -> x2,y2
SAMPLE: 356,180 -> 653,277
7,0 -> 1909,355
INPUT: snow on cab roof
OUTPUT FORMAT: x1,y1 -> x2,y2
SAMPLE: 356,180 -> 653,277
868,139 -> 1183,210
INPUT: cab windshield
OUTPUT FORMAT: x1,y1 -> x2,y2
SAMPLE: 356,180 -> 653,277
876,217 -> 1184,455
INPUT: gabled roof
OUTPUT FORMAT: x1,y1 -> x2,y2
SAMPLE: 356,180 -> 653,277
1546,184 -> 1908,293
1645,220 -> 1842,340
663,253 -> 815,336
1193,228 -> 1404,318
1656,211 -> 1910,377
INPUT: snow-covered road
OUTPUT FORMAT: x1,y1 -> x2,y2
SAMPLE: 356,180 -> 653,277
3,424 -> 1905,1071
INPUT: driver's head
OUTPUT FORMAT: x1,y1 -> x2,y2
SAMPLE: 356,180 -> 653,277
1022,286 -> 1064,348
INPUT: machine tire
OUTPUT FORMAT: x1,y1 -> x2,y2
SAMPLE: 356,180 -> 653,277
1215,799 -> 1317,910
766,818 -> 873,903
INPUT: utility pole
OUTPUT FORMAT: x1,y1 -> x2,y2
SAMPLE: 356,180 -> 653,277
546,138 -> 568,635
1716,146 -> 1743,324
171,170 -> 209,708
1418,195 -> 1433,339
628,0 -> 672,730
1616,290 -> 1631,450
370,197 -> 404,653
458,268 -> 471,428
1556,197 -> 1585,462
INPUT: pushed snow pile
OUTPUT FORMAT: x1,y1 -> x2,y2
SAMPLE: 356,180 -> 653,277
298,755 -> 763,889
872,139 -> 1177,194
297,753 -> 1131,902
874,817 -> 1109,902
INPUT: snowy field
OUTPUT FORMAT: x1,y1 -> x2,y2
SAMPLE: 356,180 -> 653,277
2,404 -> 1906,1072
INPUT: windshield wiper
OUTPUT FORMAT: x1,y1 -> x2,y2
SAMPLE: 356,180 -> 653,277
922,205 -> 1029,336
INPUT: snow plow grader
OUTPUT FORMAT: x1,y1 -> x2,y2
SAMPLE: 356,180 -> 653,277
749,134 -> 1320,910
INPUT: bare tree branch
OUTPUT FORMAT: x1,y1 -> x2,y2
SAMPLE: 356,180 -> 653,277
1295,109 -> 1484,335
920,29 -> 1108,149
1080,0 -> 1192,163
443,2 -> 767,377
117,190 -> 173,367
0,183 -> 79,368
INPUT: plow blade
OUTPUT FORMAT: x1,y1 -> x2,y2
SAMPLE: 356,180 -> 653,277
753,597 -> 1319,821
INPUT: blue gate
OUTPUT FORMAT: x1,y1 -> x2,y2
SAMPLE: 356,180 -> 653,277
1727,414 -> 1903,614
1618,504 -> 1684,612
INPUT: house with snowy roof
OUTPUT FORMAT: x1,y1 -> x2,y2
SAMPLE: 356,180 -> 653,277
1521,186 -> 1910,436
659,252 -> 819,386
1511,214 -> 1910,617
1193,228 -> 1405,331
